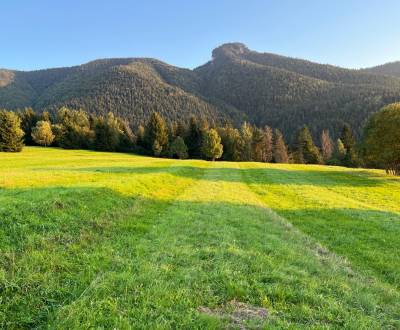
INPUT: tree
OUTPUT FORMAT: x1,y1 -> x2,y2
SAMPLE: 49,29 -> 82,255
295,126 -> 323,164
201,128 -> 223,161
117,118 -> 136,151
251,126 -> 264,162
363,103 -> 400,175
185,116 -> 204,159
261,126 -> 273,163
56,107 -> 93,149
218,125 -> 241,161
340,123 -> 359,167
31,120 -> 55,146
273,129 -> 289,163
170,136 -> 188,159
144,112 -> 168,156
328,139 -> 346,166
93,112 -> 122,151
18,108 -> 38,145
321,129 -> 333,161
239,122 -> 253,161
0,110 -> 25,152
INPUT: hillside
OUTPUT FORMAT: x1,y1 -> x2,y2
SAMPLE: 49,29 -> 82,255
1,147 -> 400,328
363,61 -> 400,78
1,43 -> 400,139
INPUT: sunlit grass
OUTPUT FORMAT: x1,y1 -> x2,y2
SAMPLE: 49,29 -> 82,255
1,147 -> 399,329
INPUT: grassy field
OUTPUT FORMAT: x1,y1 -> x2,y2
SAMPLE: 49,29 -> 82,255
1,147 -> 400,329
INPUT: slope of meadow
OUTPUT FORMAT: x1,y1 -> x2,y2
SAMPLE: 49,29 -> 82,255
1,148 -> 399,329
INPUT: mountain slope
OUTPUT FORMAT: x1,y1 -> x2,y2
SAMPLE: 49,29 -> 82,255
195,43 -> 400,139
363,61 -> 400,78
1,43 -> 400,139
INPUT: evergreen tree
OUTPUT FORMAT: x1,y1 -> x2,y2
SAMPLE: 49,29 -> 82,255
18,108 -> 38,145
31,120 -> 55,146
117,118 -> 136,151
321,129 -> 333,161
251,126 -> 264,162
295,126 -> 323,164
144,112 -> 168,156
93,112 -> 122,151
239,122 -> 253,161
201,128 -> 223,161
340,124 -> 359,167
218,125 -> 241,161
56,107 -> 93,149
329,138 -> 347,166
273,129 -> 289,163
0,110 -> 25,152
170,136 -> 188,159
185,116 -> 203,159
261,126 -> 273,162
136,124 -> 145,147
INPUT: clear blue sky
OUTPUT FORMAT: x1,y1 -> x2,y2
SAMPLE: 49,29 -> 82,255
2,0 -> 400,71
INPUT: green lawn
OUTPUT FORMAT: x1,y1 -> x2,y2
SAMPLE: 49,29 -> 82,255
1,147 -> 399,329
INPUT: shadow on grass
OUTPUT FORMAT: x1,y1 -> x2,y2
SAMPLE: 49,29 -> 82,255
1,185 -> 400,328
35,165 -> 400,187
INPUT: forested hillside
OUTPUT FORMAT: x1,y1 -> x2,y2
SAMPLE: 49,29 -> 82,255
1,43 -> 400,140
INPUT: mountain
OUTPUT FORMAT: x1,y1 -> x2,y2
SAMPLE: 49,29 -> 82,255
1,43 -> 400,140
195,43 -> 400,140
363,61 -> 400,78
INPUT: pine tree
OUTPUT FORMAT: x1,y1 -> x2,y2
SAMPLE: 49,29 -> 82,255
0,110 -> 25,152
239,122 -> 253,161
295,126 -> 323,164
273,129 -> 289,163
170,136 -> 188,159
31,120 -> 55,147
56,107 -> 93,149
18,108 -> 38,145
340,124 -> 359,167
201,128 -> 223,161
218,125 -> 241,161
261,126 -> 273,162
321,129 -> 333,161
144,112 -> 168,156
185,116 -> 203,159
93,112 -> 122,151
251,127 -> 264,162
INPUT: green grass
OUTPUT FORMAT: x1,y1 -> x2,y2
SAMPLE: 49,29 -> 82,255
1,147 -> 399,329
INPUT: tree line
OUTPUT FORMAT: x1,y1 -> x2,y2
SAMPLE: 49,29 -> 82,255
0,104 -> 399,175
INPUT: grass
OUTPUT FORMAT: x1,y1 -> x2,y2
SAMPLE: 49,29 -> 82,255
1,147 -> 399,329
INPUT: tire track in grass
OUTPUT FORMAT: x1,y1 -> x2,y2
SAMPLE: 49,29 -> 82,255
53,161 -> 400,328
238,162 -> 400,291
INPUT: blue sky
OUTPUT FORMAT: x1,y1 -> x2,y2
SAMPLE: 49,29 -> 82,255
2,0 -> 400,71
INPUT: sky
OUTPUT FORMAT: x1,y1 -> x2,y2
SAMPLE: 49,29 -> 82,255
1,0 -> 400,71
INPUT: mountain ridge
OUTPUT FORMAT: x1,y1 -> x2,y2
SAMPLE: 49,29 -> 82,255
1,42 -> 400,139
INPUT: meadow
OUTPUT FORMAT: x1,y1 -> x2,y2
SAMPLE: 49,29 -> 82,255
1,147 -> 399,329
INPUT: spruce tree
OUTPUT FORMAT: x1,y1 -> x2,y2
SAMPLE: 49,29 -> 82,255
273,129 -> 289,163
239,122 -> 253,161
144,112 -> 168,155
185,116 -> 203,159
295,126 -> 323,164
18,108 -> 38,145
170,136 -> 188,159
340,124 -> 359,167
0,110 -> 25,152
93,113 -> 122,151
